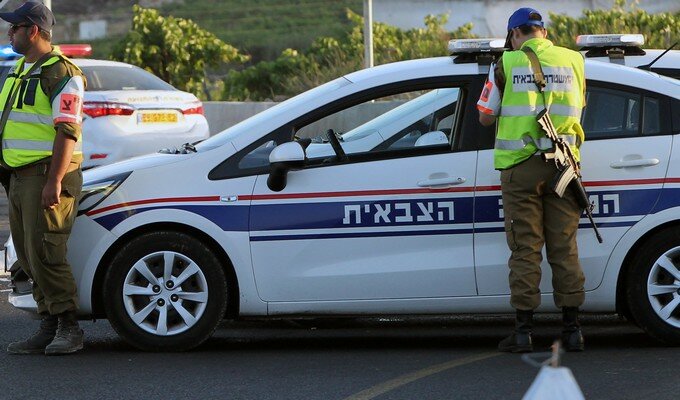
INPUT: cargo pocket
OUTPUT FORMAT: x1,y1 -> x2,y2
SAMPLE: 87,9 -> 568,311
504,218 -> 518,252
41,232 -> 69,266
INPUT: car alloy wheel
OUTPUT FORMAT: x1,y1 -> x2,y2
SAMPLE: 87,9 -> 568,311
645,246 -> 680,329
627,228 -> 680,344
104,231 -> 228,351
123,251 -> 209,336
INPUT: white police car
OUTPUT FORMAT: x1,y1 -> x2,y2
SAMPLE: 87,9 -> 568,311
0,44 -> 209,169
6,38 -> 680,351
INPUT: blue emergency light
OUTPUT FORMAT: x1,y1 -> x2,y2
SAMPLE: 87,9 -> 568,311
0,43 -> 19,60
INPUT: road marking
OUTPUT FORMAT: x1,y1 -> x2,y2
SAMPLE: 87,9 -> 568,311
343,351 -> 501,400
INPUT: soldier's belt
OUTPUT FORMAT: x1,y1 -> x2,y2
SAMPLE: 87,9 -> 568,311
13,162 -> 79,177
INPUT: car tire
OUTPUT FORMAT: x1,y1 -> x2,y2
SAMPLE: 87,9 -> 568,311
103,231 -> 228,351
626,228 -> 680,345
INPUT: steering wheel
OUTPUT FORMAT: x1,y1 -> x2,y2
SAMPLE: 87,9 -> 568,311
326,129 -> 347,161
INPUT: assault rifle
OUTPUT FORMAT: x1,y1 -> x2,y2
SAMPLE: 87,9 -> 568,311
522,47 -> 603,243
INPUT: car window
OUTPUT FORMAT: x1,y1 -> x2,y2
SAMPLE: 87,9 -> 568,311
581,85 -> 667,139
673,98 -> 680,133
232,87 -> 460,173
642,97 -> 660,135
79,65 -> 176,91
582,87 -> 641,139
298,88 -> 460,162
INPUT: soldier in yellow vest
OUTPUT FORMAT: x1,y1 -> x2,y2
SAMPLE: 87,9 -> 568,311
1,2 -> 86,355
477,8 -> 586,353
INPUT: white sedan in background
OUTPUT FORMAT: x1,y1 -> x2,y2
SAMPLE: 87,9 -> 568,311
0,46 -> 209,168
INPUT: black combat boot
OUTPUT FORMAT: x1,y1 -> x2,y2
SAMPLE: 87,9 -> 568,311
7,313 -> 58,354
498,309 -> 534,353
44,311 -> 84,355
561,307 -> 584,352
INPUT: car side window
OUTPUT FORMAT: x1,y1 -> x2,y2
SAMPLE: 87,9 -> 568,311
581,86 -> 666,139
642,97 -> 660,135
582,87 -> 641,139
296,87 -> 461,163
238,140 -> 278,170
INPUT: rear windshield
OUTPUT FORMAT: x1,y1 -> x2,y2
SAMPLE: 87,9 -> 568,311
80,65 -> 176,91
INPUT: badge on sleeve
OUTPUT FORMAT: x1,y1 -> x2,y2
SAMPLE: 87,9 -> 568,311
59,93 -> 81,114
53,75 -> 85,124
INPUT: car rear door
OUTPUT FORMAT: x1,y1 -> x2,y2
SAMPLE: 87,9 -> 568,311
475,81 -> 674,297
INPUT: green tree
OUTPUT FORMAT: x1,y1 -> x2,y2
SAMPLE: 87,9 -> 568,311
223,10 -> 476,101
112,5 -> 249,99
549,0 -> 680,49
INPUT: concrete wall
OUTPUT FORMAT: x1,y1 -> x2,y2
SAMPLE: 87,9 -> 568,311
373,0 -> 680,37
204,102 -> 278,135
204,101 -> 405,136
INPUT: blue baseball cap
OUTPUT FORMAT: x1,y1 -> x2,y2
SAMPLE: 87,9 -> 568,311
507,7 -> 544,31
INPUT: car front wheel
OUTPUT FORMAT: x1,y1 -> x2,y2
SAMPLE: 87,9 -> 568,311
626,228 -> 680,345
103,231 -> 228,351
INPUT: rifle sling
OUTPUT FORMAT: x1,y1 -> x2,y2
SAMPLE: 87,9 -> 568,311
521,46 -> 548,103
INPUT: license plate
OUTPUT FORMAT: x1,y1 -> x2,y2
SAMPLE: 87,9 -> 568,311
140,112 -> 178,123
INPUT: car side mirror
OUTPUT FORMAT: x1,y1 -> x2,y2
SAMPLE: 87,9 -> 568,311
414,131 -> 448,147
267,141 -> 306,192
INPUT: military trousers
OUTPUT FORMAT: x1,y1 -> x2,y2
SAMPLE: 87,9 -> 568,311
8,165 -> 82,315
500,155 -> 585,311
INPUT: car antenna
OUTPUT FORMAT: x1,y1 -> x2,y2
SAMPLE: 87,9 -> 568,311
638,42 -> 678,71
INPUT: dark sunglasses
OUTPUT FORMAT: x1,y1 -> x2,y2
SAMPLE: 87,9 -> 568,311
9,24 -> 33,32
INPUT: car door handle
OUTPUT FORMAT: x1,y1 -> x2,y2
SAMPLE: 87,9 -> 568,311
417,177 -> 466,187
609,158 -> 660,169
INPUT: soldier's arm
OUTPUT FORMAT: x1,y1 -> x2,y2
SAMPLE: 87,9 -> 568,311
477,59 -> 504,127
41,61 -> 85,209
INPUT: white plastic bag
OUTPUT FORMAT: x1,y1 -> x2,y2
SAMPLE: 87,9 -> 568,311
522,365 -> 585,400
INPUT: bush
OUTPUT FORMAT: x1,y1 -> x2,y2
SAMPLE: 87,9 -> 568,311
549,0 -> 680,49
111,5 -> 249,99
222,11 -> 476,101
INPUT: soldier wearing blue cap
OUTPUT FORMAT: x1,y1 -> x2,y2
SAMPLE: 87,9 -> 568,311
477,8 -> 587,353
1,1 -> 87,355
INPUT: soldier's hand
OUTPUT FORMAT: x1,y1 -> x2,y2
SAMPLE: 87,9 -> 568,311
42,180 -> 61,210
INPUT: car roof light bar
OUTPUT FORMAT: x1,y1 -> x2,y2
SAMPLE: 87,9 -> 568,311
577,34 -> 646,59
576,34 -> 645,48
449,38 -> 506,65
448,38 -> 506,54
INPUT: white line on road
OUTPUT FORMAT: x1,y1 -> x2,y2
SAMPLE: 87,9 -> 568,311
343,351 -> 501,400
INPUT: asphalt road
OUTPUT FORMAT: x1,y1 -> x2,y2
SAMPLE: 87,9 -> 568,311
1,283 -> 679,400
1,191 -> 680,399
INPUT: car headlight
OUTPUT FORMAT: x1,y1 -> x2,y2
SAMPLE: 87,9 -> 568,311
78,172 -> 131,215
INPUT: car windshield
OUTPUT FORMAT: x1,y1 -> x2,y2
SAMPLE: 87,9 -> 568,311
196,76 -> 352,151
80,65 -> 176,91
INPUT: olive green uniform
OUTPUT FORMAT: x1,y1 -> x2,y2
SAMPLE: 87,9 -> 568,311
501,156 -> 585,310
2,54 -> 85,315
484,38 -> 586,311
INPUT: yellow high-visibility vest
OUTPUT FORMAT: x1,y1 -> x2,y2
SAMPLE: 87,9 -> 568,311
0,55 -> 83,167
495,38 -> 585,170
